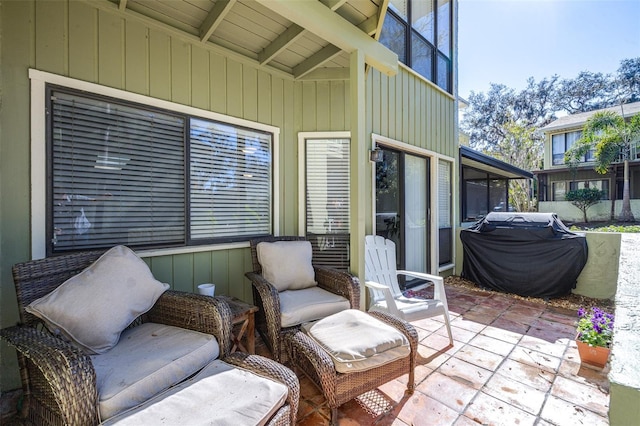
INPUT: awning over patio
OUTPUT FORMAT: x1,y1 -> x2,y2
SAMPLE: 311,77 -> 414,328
460,146 -> 533,179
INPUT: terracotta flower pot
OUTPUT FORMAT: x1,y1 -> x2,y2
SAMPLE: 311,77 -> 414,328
576,339 -> 610,368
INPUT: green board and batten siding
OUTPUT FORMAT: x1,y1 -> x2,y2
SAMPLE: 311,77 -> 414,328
0,0 -> 456,392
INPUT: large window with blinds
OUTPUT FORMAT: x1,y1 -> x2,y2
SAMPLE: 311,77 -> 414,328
438,160 -> 452,266
48,86 -> 272,254
303,136 -> 350,271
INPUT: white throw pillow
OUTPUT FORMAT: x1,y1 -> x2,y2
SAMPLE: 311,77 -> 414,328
256,241 -> 317,292
26,245 -> 169,354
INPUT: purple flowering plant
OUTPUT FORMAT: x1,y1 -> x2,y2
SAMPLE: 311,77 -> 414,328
576,307 -> 614,348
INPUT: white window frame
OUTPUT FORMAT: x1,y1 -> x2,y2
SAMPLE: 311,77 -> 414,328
30,69 -> 280,259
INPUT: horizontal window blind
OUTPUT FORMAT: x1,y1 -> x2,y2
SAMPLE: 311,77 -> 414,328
438,160 -> 451,228
50,90 -> 186,252
305,138 -> 350,270
189,118 -> 272,241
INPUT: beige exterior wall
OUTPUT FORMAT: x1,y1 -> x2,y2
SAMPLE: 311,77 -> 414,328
0,1 -> 457,391
539,200 -> 640,223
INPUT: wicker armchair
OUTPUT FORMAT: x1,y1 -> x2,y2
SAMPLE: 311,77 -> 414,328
246,236 -> 360,363
1,250 -> 299,426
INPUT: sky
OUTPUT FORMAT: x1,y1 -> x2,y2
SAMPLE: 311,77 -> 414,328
458,0 -> 640,100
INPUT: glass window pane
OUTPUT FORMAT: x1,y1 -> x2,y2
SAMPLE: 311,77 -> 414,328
389,0 -> 408,21
411,31 -> 433,80
411,0 -> 434,43
553,182 -> 566,201
437,0 -> 451,57
305,138 -> 350,271
489,179 -> 507,212
404,154 -> 428,273
50,90 -> 186,253
380,12 -> 407,64
552,134 -> 565,165
464,180 -> 488,221
189,118 -> 272,241
436,52 -> 450,92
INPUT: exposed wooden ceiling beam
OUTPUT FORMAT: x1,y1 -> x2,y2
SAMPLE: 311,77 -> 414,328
118,0 -> 128,11
358,15 -> 378,36
299,67 -> 350,81
254,0 -> 397,76
199,0 -> 237,42
293,44 -> 342,79
258,24 -> 305,65
321,0 -> 349,11
373,0 -> 390,41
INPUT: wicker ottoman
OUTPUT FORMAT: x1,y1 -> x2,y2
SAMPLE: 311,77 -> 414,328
285,310 -> 418,425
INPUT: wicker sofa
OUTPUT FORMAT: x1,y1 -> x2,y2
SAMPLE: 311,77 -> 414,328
246,236 -> 361,363
0,248 -> 299,425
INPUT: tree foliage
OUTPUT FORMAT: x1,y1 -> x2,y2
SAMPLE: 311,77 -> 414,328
461,57 -> 640,154
565,188 -> 604,223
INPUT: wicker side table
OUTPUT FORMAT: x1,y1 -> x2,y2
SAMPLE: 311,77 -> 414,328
285,311 -> 418,425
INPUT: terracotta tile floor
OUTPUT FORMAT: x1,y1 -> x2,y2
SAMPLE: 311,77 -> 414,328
256,285 -> 610,426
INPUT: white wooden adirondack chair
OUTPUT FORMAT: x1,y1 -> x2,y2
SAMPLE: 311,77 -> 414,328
364,235 -> 453,345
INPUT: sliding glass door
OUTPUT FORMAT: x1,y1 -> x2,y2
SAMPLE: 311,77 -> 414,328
375,146 -> 430,287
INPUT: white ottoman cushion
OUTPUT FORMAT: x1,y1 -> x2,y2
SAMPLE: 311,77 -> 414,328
102,360 -> 288,426
302,309 -> 410,373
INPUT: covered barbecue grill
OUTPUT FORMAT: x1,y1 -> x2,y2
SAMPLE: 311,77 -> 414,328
460,212 -> 588,299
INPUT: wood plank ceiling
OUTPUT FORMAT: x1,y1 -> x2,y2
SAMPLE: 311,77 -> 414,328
112,0 -> 391,80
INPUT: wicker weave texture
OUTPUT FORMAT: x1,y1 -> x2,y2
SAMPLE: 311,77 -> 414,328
1,249 -> 298,426
285,311 -> 418,425
246,236 -> 361,363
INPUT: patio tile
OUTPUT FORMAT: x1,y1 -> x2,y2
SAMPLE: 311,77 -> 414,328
557,359 -> 610,392
480,324 -> 523,345
436,324 -> 478,344
540,394 -> 609,426
412,317 -> 447,333
391,392 -> 460,426
459,311 -> 496,325
450,316 -> 487,333
463,392 -> 537,426
453,344 -> 504,371
452,415 -> 483,426
518,334 -> 568,358
482,372 -> 546,415
494,359 -> 554,392
508,346 -> 562,373
468,333 -> 515,356
417,371 -> 478,413
488,317 -> 530,335
437,357 -> 492,389
540,306 -> 579,326
550,375 -> 609,416
505,304 -> 545,318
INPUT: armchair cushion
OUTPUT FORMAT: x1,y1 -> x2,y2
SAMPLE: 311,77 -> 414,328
280,287 -> 350,327
92,322 -> 219,420
257,241 -> 316,291
301,309 -> 410,373
102,359 -> 288,425
25,245 -> 169,354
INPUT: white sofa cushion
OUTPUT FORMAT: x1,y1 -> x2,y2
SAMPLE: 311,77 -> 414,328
25,245 -> 169,354
302,309 -> 410,373
256,241 -> 316,291
92,322 -> 219,420
279,286 -> 350,327
101,359 -> 288,426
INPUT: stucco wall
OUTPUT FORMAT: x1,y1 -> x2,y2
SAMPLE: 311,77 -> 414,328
539,200 -> 640,224
455,229 -> 619,300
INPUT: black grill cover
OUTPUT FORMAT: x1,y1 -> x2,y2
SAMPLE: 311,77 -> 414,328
460,212 -> 588,298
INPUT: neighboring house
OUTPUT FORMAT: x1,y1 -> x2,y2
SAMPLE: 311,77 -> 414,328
0,0 -> 458,391
535,102 -> 640,222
